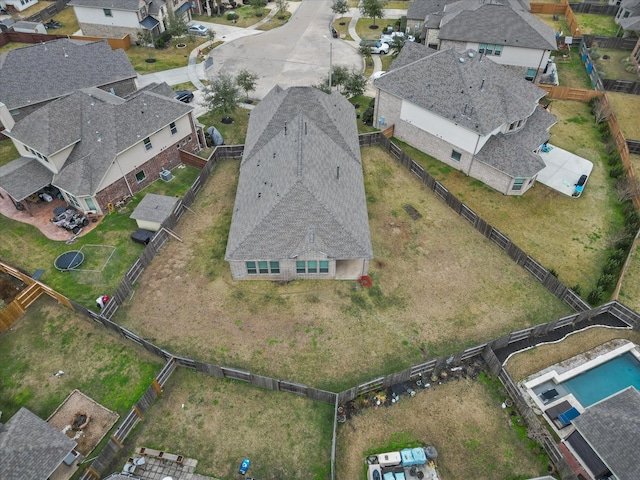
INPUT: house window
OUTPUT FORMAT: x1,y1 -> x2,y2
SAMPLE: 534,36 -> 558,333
67,193 -> 81,209
135,170 -> 146,183
103,8 -> 112,16
86,197 -> 97,211
525,68 -> 537,82
478,43 -> 501,56
494,45 -> 503,56
143,137 -> 152,151
512,178 -> 525,191
247,261 -> 279,275
296,260 -> 327,274
140,6 -> 147,17
170,122 -> 177,135
508,119 -> 524,132
451,150 -> 462,162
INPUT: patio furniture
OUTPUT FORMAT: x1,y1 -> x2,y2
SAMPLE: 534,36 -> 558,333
557,407 -> 581,427
540,388 -> 559,402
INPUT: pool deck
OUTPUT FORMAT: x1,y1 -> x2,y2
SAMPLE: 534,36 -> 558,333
521,340 -> 639,439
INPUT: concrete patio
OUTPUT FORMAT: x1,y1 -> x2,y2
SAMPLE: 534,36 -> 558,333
536,144 -> 594,198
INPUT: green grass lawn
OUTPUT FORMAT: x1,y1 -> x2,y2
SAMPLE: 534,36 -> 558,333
395,100 -> 621,296
0,165 -> 199,308
606,92 -> 640,140
0,138 -> 18,168
555,49 -> 594,89
109,369 -> 334,479
49,6 -> 80,36
574,13 -> 619,37
197,107 -> 252,146
192,6 -> 270,28
256,11 -> 291,31
0,295 -> 163,420
593,48 -> 640,82
126,37 -> 209,73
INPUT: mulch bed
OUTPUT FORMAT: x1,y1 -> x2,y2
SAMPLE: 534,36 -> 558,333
0,273 -> 25,305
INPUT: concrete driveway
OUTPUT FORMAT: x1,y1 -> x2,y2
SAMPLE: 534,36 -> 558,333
204,0 -> 362,99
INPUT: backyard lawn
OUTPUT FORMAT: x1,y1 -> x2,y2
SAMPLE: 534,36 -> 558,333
573,13 -> 619,37
114,149 -> 571,392
108,369 -> 334,480
0,295 -> 162,420
0,165 -> 199,308
336,376 -> 550,480
399,99 -> 620,297
592,48 -> 640,82
48,6 -> 80,36
606,92 -> 640,140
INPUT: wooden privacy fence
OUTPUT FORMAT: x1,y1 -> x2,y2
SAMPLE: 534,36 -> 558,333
0,261 -> 72,332
78,358 -> 177,480
368,134 -> 590,312
569,2 -> 620,15
0,31 -> 131,50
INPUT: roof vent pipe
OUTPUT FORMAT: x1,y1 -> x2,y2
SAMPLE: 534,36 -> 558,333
337,166 -> 340,180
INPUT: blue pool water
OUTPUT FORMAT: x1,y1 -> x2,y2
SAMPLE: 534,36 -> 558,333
561,352 -> 640,407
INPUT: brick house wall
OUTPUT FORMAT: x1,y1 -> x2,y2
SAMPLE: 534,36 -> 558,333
95,128 -> 198,212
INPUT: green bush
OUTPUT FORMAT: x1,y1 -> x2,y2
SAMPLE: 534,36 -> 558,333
625,209 -> 640,230
609,164 -> 625,178
154,31 -> 172,49
363,98 -> 375,126
603,258 -> 621,275
598,121 -> 611,137
597,273 -> 616,290
571,284 -> 582,296
607,152 -> 621,166
615,234 -> 634,251
588,286 -> 604,305
610,248 -> 627,263
227,12 -> 238,20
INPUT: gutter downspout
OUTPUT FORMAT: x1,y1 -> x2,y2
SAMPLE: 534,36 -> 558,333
466,133 -> 482,176
115,157 -> 135,198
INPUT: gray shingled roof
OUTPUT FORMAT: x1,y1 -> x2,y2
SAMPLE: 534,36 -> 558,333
389,42 -> 437,71
0,407 -> 76,480
572,386 -> 640,480
6,84 -> 192,197
438,0 -> 557,50
69,0 -> 157,11
225,86 -> 373,261
0,156 -> 54,201
619,16 -> 640,31
130,193 -> 179,223
407,0 -> 459,21
0,39 -> 136,111
374,48 -> 548,135
474,106 -> 555,177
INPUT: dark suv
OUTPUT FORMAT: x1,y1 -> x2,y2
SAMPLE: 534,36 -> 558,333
175,90 -> 194,103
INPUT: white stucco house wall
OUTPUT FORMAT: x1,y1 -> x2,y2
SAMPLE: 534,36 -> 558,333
0,83 -> 201,215
407,0 -> 557,81
373,43 -> 557,196
0,0 -> 38,13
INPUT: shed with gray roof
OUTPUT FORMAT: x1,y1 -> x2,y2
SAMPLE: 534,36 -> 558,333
0,407 -> 77,480
373,47 -> 555,195
570,386 -> 640,480
130,193 -> 180,231
225,86 -> 373,281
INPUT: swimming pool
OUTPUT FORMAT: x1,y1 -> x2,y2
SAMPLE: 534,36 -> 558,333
560,352 -> 640,407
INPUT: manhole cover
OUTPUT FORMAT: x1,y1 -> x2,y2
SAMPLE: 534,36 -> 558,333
402,204 -> 422,220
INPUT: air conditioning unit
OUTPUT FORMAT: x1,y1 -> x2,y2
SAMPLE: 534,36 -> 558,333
160,169 -> 173,182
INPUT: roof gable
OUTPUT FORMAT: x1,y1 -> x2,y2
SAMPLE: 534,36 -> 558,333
573,386 -> 640,480
438,0 -> 556,49
375,48 -> 547,135
226,86 -> 372,261
0,39 -> 136,111
0,408 -> 76,480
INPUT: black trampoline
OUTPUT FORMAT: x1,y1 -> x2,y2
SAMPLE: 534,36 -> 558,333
54,251 -> 85,271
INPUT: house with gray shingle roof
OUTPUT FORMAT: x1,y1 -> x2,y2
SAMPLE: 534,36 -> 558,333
373,45 -> 556,195
565,386 -> 640,480
0,407 -> 77,480
0,39 -> 137,130
407,0 -> 557,81
0,83 -> 200,215
69,0 -> 192,40
615,0 -> 640,35
225,86 -> 373,281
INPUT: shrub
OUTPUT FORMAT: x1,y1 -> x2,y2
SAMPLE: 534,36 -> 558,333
625,209 -> 640,230
154,31 -> 172,49
571,284 -> 582,296
609,164 -> 625,179
588,287 -> 604,305
597,273 -> 616,290
362,98 -> 375,125
610,248 -> 627,263
607,152 -> 621,166
227,12 -> 238,20
603,258 -> 621,275
598,121 -> 611,137
615,234 -> 634,251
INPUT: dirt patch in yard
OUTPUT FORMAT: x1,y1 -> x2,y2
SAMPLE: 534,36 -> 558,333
47,389 -> 119,455
0,272 -> 25,306
115,150 -> 570,390
336,377 -> 547,480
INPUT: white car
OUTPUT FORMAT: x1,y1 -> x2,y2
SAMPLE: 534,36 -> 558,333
379,32 -> 415,44
360,40 -> 390,54
188,24 -> 209,36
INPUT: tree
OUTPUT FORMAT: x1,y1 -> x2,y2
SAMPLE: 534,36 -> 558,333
592,97 -> 612,124
331,65 -> 349,91
314,82 -> 331,94
206,28 -> 217,44
389,36 -> 406,58
343,70 -> 368,98
359,44 -> 373,66
250,0 -> 267,17
275,0 -> 289,18
203,72 -> 240,119
236,69 -> 259,102
136,29 -> 154,59
331,0 -> 349,20
359,0 -> 386,27
165,8 -> 188,36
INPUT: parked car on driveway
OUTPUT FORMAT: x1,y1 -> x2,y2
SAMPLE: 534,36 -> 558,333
188,24 -> 208,36
359,40 -> 389,54
380,32 -> 414,44
175,90 -> 194,103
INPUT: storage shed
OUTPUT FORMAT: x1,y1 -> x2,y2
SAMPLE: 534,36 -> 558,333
129,194 -> 179,232
12,20 -> 46,34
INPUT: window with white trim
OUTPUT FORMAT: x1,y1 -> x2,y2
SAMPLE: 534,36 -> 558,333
135,170 -> 146,183
296,260 -> 329,274
104,8 -> 112,16
143,137 -> 152,151
170,122 -> 177,135
246,261 -> 280,275
478,43 -> 502,56
512,178 -> 525,191
451,150 -> 462,162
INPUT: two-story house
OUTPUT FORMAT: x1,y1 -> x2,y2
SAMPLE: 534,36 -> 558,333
373,43 -> 556,195
69,0 -> 186,39
407,0 -> 557,81
0,83 -> 200,215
